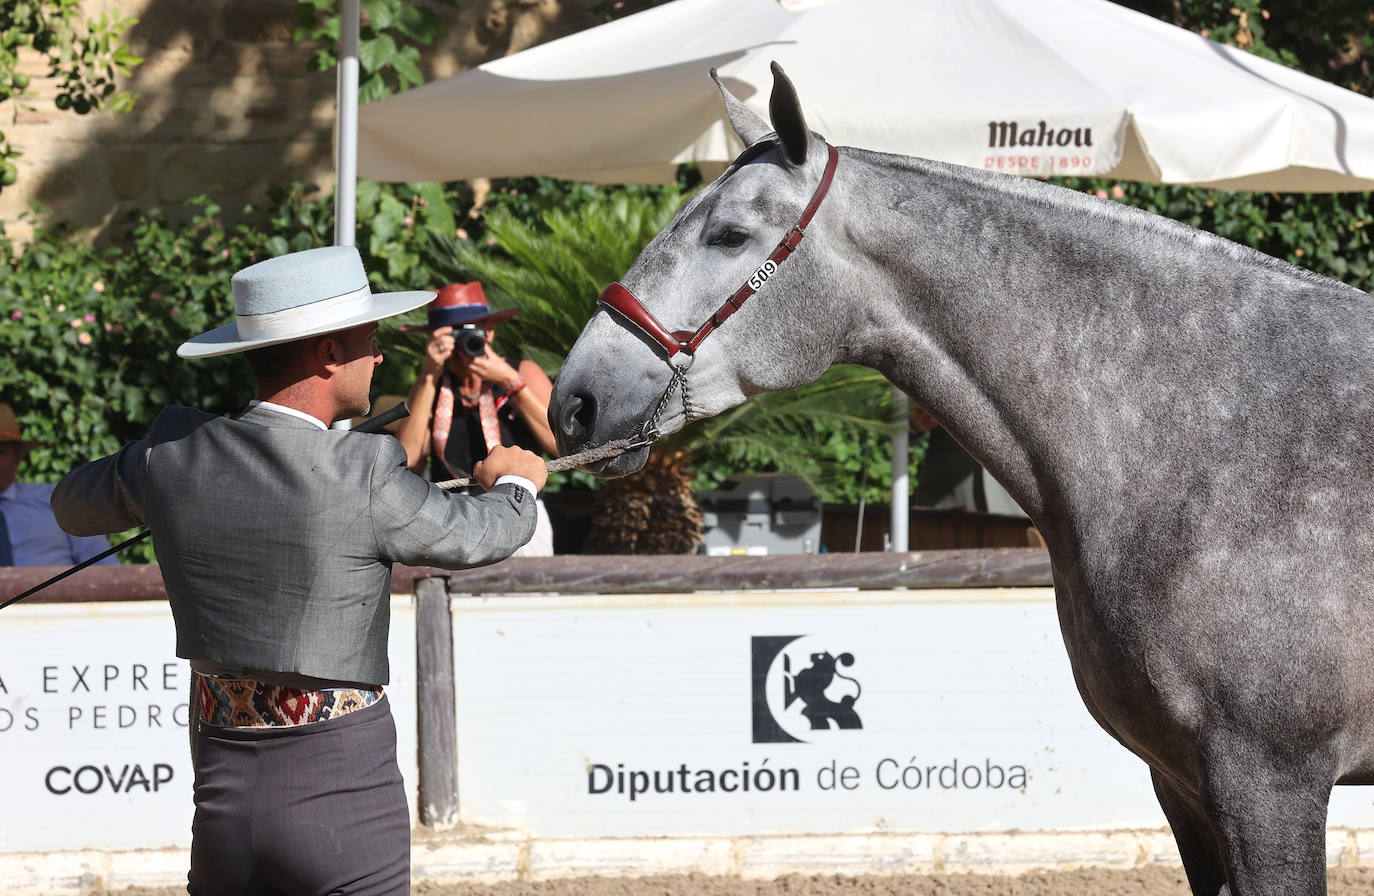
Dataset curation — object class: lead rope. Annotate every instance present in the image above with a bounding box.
[435,363,693,492]
[436,435,655,491]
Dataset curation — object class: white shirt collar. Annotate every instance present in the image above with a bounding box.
[247,400,329,430]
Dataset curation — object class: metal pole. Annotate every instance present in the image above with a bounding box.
[335,0,360,248]
[889,386,909,552]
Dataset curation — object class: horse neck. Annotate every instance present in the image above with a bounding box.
[823,148,1323,529]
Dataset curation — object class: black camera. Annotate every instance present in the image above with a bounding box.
[458,325,488,357]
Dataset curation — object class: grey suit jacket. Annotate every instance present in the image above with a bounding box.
[51,405,537,685]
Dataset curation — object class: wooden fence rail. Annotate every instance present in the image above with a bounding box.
[1,549,1053,605]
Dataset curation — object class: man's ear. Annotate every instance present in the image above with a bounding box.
[312,333,346,376]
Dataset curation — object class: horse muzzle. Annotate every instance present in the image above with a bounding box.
[550,386,654,479]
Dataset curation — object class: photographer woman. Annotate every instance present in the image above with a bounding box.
[396,282,557,555]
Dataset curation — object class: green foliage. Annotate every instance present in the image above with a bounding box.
[1119,1,1373,96]
[292,0,451,104]
[685,367,922,505]
[0,1,142,188]
[1062,180,1374,292]
[0,187,340,560]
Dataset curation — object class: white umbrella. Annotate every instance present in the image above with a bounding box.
[357,0,1374,191]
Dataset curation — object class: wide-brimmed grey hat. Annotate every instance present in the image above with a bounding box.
[177,245,435,359]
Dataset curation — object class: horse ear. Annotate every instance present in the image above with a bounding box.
[768,62,809,166]
[711,67,772,147]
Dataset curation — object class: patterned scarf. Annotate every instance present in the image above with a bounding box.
[432,371,505,477]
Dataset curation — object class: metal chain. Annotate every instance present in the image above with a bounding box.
[679,369,695,426]
[640,363,688,442]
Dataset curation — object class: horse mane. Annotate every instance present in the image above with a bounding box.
[842,146,1368,301]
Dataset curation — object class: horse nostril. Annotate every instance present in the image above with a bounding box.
[557,391,598,443]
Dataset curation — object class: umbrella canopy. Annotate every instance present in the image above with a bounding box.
[358,0,1374,191]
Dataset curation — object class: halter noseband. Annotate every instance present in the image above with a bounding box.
[598,141,840,361]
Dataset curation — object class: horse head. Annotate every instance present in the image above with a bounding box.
[551,63,850,477]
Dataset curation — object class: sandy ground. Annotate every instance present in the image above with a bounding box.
[90,866,1374,896]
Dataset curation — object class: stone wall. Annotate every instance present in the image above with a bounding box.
[0,0,613,242]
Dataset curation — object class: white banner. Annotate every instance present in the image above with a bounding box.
[453,588,1374,837]
[0,598,418,853]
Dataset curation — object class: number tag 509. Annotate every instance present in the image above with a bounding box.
[748,259,779,291]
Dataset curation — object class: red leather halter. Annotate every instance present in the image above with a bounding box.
[598,142,840,362]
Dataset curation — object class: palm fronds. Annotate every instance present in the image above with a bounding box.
[426,188,685,376]
[675,365,902,499]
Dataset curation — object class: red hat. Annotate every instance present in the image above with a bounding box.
[399,282,520,333]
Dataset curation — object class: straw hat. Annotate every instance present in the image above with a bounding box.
[0,403,37,452]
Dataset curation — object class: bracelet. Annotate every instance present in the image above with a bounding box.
[506,376,526,396]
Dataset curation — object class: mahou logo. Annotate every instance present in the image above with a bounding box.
[751,635,863,743]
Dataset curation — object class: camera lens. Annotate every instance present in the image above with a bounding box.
[459,327,487,356]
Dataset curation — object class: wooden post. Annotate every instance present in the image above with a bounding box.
[415,575,458,827]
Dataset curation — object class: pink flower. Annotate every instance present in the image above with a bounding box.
[455,227,469,240]
[169,308,180,319]
[92,281,105,293]
[77,332,92,346]
[149,291,163,302]
[403,216,414,228]
[221,249,230,259]
[70,318,82,328]
[1111,185,1125,199]
[104,323,113,332]
[84,313,95,323]
[9,310,20,320]
[486,237,497,246]
[1095,189,1109,199]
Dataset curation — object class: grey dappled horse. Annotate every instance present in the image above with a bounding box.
[550,64,1374,896]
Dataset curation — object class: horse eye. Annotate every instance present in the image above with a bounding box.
[707,227,749,249]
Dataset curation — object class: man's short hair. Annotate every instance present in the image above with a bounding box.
[242,337,318,383]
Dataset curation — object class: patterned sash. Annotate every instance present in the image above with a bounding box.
[432,371,506,477]
[196,673,383,728]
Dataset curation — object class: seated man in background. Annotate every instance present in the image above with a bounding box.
[0,403,116,566]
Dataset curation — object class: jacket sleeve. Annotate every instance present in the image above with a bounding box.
[367,436,537,569]
[50,438,149,536]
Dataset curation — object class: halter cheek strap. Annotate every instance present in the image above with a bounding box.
[598,142,840,360]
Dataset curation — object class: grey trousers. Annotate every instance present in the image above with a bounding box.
[187,696,410,896]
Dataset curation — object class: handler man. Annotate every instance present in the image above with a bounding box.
[51,245,546,895]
